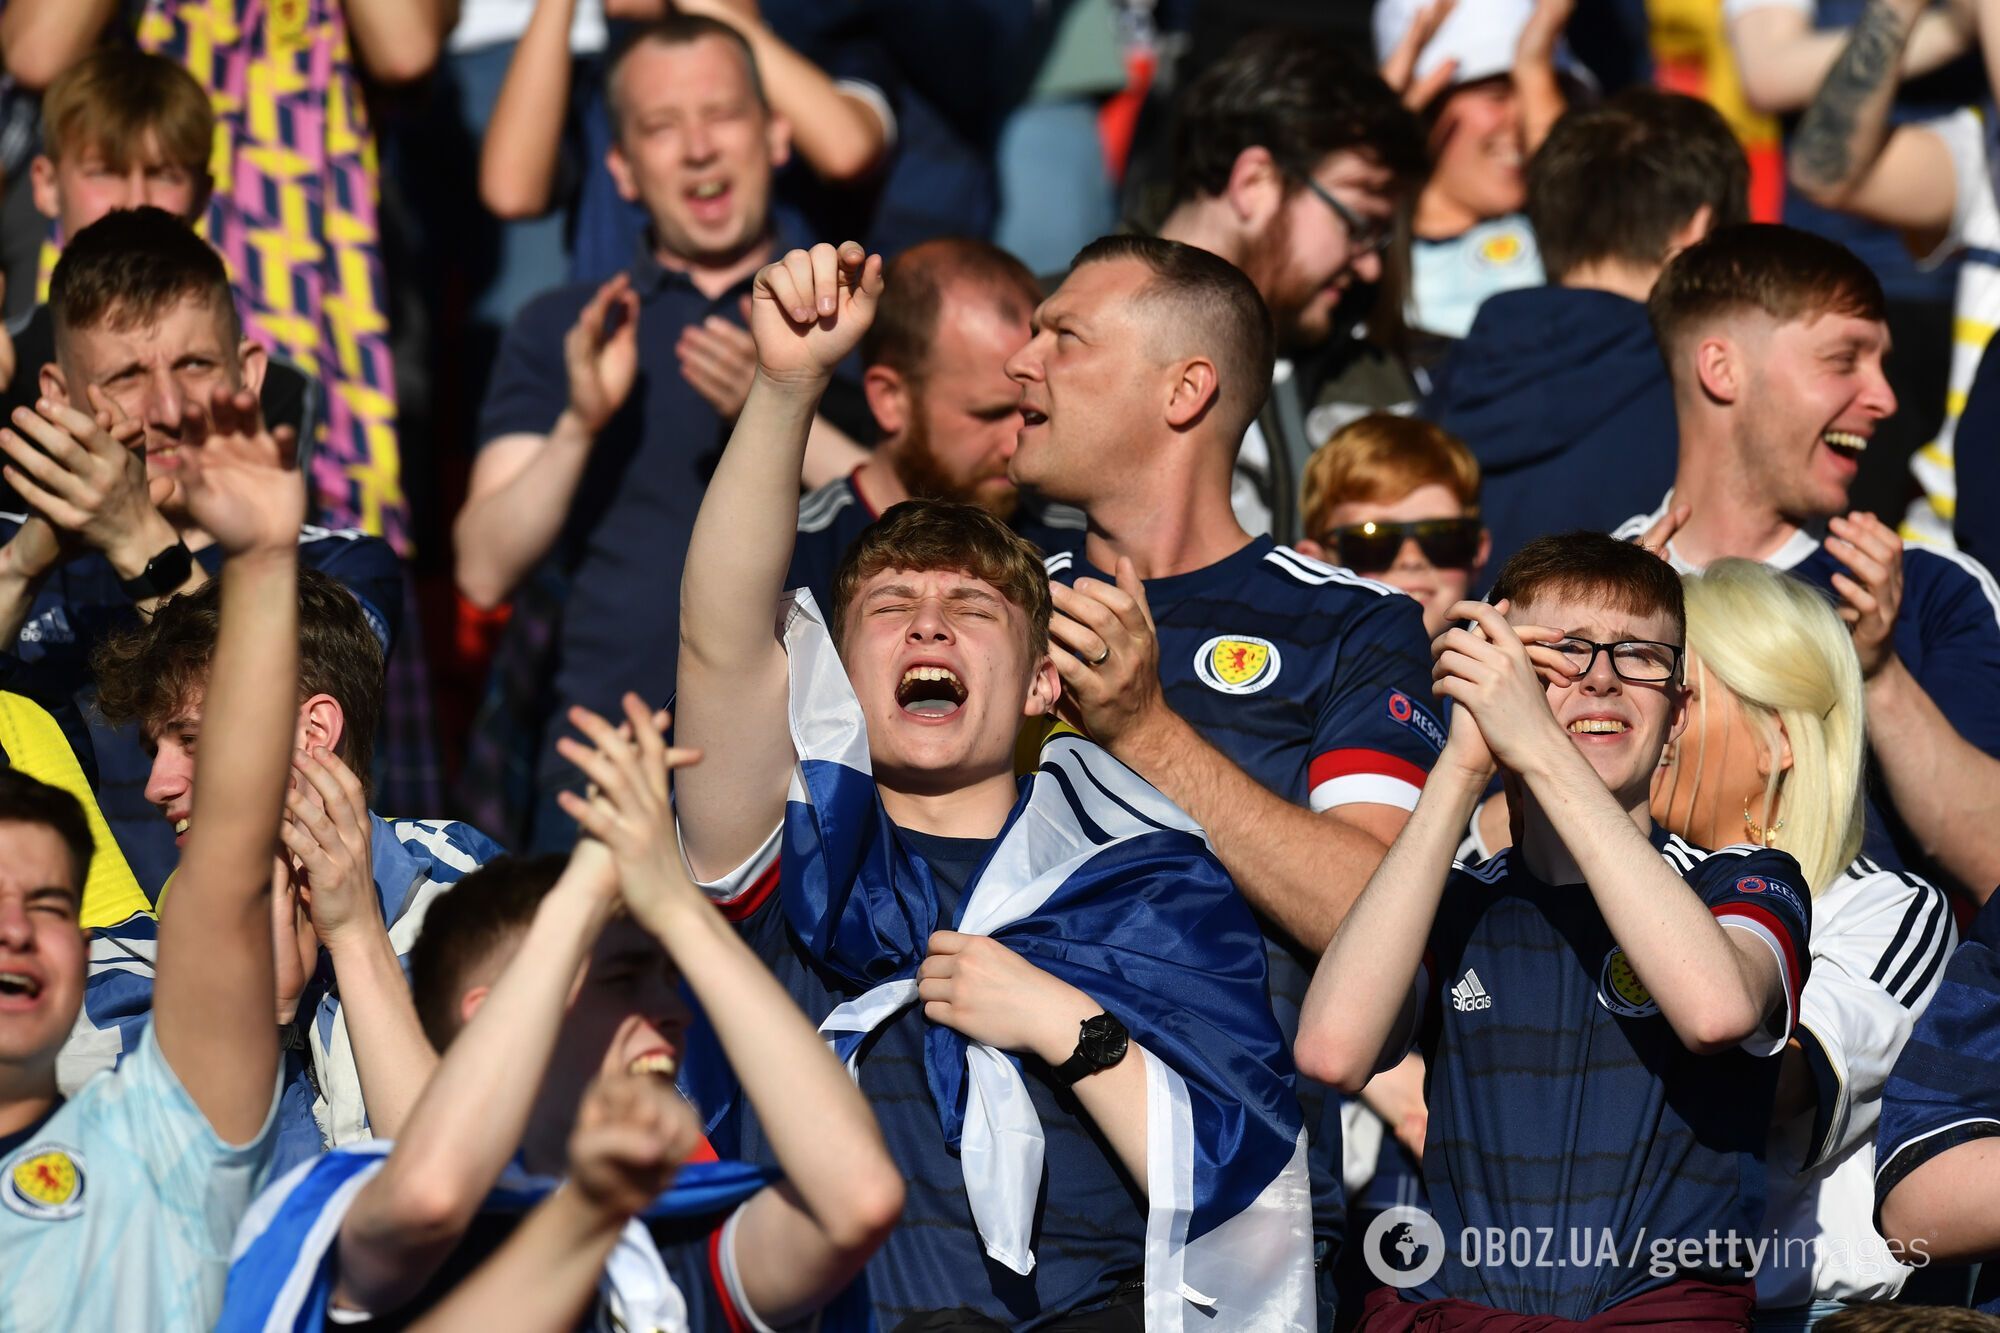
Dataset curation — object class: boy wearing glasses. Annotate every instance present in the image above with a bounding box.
[1299,531,1810,1329]
[1298,413,1490,635]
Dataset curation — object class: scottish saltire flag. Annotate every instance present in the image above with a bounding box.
[218,1141,782,1333]
[777,591,1314,1331]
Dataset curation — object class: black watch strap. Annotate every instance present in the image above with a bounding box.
[118,541,194,602]
[1054,1012,1130,1086]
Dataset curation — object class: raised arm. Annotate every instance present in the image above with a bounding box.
[1297,683,1491,1092]
[1450,602,1788,1054]
[561,695,902,1325]
[674,240,882,880]
[478,0,578,219]
[1733,0,1971,115]
[675,0,889,182]
[405,1071,705,1333]
[1513,0,1575,154]
[1787,0,1957,237]
[0,0,117,88]
[334,837,622,1314]
[283,746,438,1139]
[454,275,638,609]
[150,388,305,1145]
[344,0,459,85]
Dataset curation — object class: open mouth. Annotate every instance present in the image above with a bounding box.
[685,178,733,219]
[1823,430,1868,459]
[1568,718,1629,735]
[1019,405,1048,430]
[628,1051,678,1081]
[0,971,44,1001]
[897,665,967,718]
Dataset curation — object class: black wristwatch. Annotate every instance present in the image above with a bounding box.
[118,540,194,602]
[1053,1013,1129,1086]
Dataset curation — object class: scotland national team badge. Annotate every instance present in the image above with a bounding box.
[1195,635,1281,695]
[3,1144,85,1220]
[1597,948,1659,1019]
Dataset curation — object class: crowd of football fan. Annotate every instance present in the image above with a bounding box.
[7,1,2000,1330]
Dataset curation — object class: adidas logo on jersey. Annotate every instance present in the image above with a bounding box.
[1451,969,1493,1012]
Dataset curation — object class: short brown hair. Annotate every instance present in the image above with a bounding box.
[1647,223,1886,379]
[1069,234,1277,441]
[409,855,567,1049]
[92,567,386,797]
[861,237,1040,383]
[41,48,214,179]
[1528,89,1748,282]
[0,769,94,893]
[1490,531,1686,648]
[1170,29,1427,206]
[51,206,239,347]
[831,500,1053,655]
[606,14,766,136]
[1300,413,1480,537]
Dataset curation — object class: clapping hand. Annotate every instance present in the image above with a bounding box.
[556,694,705,930]
[178,386,303,556]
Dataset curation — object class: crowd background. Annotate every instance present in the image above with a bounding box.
[8,1,2000,1331]
[0,0,1976,831]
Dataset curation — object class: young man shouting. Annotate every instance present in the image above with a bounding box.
[673,240,1313,1329]
[1300,533,1811,1328]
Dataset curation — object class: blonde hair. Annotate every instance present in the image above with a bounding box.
[1674,559,1865,894]
[1299,412,1480,538]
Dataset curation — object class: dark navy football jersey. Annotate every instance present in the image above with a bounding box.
[1048,536,1442,1295]
[1876,892,2000,1314]
[1404,828,1811,1318]
[1616,498,2000,882]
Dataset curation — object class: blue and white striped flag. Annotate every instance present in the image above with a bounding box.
[777,591,1315,1331]
[218,1141,779,1333]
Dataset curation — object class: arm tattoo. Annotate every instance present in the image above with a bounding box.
[1793,0,1910,190]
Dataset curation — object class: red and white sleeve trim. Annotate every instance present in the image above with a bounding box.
[1714,901,1805,1056]
[710,1205,780,1333]
[1308,749,1428,813]
[681,818,781,924]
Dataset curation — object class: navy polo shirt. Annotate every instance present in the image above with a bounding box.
[0,518,400,897]
[479,223,809,790]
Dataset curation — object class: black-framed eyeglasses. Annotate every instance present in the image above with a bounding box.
[1322,518,1481,572]
[1551,638,1684,684]
[1301,177,1393,257]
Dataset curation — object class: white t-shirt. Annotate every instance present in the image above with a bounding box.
[1758,858,1957,1306]
[0,1024,280,1332]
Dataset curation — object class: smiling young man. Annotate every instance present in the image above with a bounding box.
[1613,223,2000,900]
[0,391,304,1331]
[674,240,1313,1330]
[1300,532,1811,1328]
[0,208,401,901]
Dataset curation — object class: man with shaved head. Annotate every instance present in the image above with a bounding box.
[1010,234,1442,1317]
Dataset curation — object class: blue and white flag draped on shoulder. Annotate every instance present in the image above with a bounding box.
[217,1140,777,1333]
[778,590,1314,1331]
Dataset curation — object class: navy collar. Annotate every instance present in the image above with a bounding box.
[627,209,815,300]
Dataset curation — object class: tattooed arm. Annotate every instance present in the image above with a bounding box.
[1788,0,1956,241]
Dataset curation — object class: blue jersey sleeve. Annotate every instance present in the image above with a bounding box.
[1876,895,2000,1214]
[1696,848,1812,1051]
[477,285,591,447]
[1899,547,2000,759]
[1306,590,1441,813]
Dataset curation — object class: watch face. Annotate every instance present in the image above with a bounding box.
[1079,1014,1129,1067]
